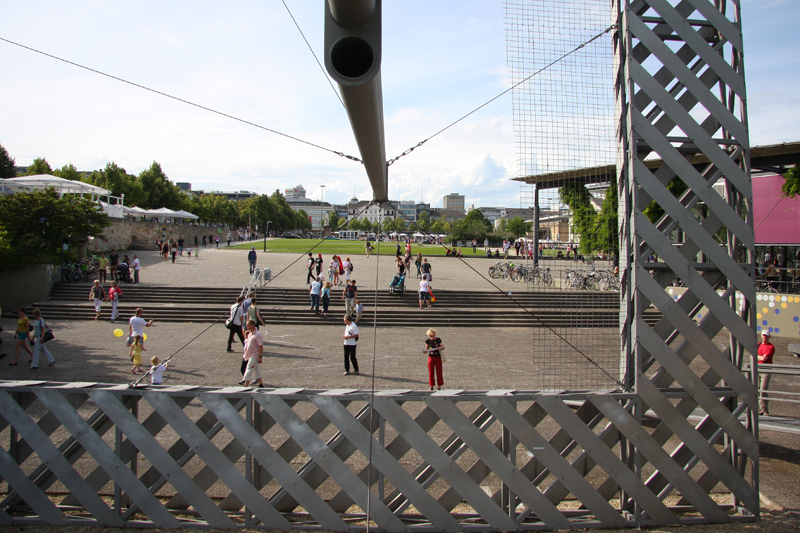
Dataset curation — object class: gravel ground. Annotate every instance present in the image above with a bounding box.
[0,244,798,531]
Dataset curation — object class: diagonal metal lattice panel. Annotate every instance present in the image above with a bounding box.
[0,383,758,530]
[615,0,758,524]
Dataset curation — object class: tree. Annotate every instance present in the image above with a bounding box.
[327,211,341,230]
[53,163,82,182]
[23,157,53,175]
[0,144,15,179]
[0,188,111,256]
[430,219,449,235]
[782,166,800,198]
[560,182,599,255]
[85,162,148,207]
[596,181,619,255]
[138,162,184,210]
[415,211,430,233]
[506,216,532,238]
[464,208,493,232]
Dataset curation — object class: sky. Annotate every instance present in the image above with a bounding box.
[1,0,797,210]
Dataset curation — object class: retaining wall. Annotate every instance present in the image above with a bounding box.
[0,263,60,313]
[86,219,234,253]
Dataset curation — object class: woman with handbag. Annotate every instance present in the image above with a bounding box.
[423,328,445,390]
[9,307,34,366]
[29,309,55,369]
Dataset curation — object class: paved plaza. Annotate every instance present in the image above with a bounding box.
[0,242,799,517]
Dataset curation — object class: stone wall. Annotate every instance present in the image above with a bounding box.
[0,263,61,313]
[86,219,235,253]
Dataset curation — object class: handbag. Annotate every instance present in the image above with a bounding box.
[226,302,243,329]
[41,320,54,343]
[441,353,446,363]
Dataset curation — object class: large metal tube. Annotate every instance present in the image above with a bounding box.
[324,0,388,202]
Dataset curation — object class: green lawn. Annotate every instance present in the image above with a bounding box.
[227,239,490,257]
[228,239,569,259]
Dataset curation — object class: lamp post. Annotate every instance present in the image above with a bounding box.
[264,221,272,252]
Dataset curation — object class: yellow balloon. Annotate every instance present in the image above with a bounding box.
[113,329,124,337]
[143,334,148,341]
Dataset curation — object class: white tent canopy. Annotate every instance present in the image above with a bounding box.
[144,207,199,219]
[123,206,149,215]
[3,175,110,196]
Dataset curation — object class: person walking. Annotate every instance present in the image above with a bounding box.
[170,241,178,263]
[226,296,246,352]
[129,308,154,348]
[241,320,265,387]
[342,315,359,375]
[248,247,258,275]
[161,241,169,261]
[178,237,185,256]
[129,334,146,374]
[344,257,353,284]
[108,249,120,281]
[315,253,323,278]
[132,255,140,283]
[29,308,55,369]
[89,280,106,320]
[758,331,775,416]
[203,234,207,248]
[310,276,322,314]
[215,235,220,247]
[306,253,315,284]
[365,240,372,258]
[98,252,108,283]
[472,239,477,253]
[227,232,232,247]
[419,274,432,309]
[415,253,423,279]
[343,279,357,317]
[321,281,332,318]
[423,328,445,390]
[484,238,489,252]
[421,258,432,281]
[9,307,34,366]
[108,281,123,322]
[355,299,363,323]
[247,297,266,330]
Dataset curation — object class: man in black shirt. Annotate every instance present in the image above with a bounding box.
[178,237,185,255]
[108,250,119,281]
[421,258,432,281]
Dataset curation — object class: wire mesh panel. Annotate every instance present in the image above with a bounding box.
[503,0,621,391]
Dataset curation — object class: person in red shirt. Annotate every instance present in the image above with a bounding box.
[757,331,775,416]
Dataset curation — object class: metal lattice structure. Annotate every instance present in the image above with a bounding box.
[0,385,756,529]
[0,0,758,530]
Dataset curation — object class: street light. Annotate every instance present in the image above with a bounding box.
[264,221,272,252]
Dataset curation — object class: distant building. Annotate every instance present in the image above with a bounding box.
[176,182,192,191]
[284,184,307,199]
[286,198,332,231]
[347,197,396,223]
[442,193,465,213]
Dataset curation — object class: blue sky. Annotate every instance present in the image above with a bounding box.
[0,0,797,209]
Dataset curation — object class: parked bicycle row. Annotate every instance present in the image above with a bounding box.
[487,262,621,292]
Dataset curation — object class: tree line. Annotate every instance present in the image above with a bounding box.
[0,144,311,233]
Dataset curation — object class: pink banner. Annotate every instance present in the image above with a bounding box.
[753,174,800,246]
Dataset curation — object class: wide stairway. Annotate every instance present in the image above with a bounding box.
[21,283,660,328]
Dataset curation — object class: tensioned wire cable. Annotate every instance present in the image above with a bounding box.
[128,202,376,387]
[385,201,625,389]
[0,37,362,164]
[279,0,345,109]
[364,211,382,533]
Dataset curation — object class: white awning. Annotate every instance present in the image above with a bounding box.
[3,175,111,196]
[144,207,199,219]
[172,209,199,220]
[124,206,149,215]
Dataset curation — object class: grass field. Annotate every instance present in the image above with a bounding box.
[229,238,567,258]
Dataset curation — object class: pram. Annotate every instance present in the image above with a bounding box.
[389,273,406,295]
[117,262,133,284]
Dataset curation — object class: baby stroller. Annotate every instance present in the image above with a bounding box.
[389,273,406,295]
[117,262,133,284]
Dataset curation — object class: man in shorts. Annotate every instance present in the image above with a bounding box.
[108,249,119,281]
[419,275,432,309]
[129,308,154,346]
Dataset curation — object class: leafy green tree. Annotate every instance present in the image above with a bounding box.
[0,144,15,179]
[23,157,53,175]
[138,162,184,210]
[782,166,800,198]
[506,216,532,238]
[430,219,449,235]
[0,188,111,256]
[596,181,619,255]
[560,182,599,255]
[84,162,148,207]
[464,208,493,232]
[415,211,431,233]
[642,177,687,224]
[327,211,341,229]
[53,163,82,182]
